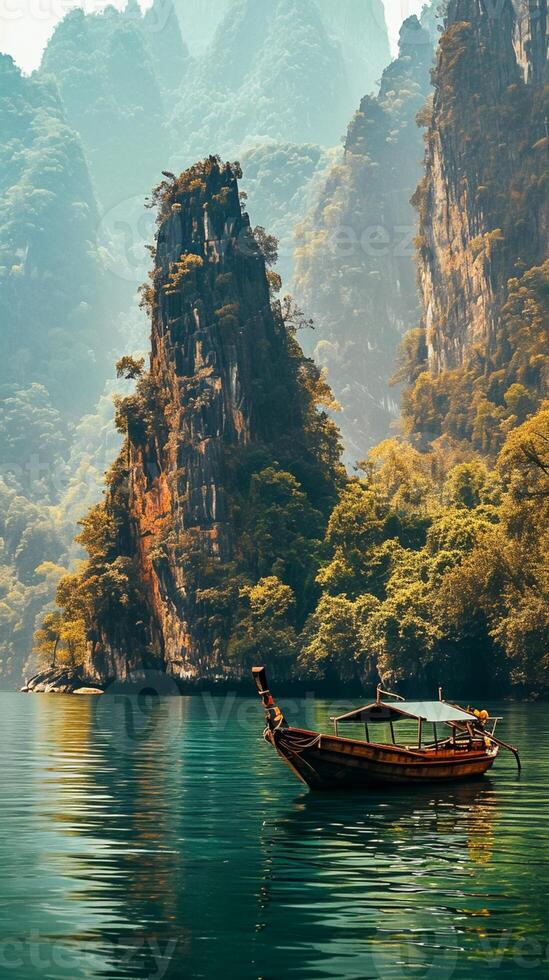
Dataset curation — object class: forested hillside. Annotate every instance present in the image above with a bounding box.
[298,0,547,694]
[238,142,337,284]
[170,0,389,157]
[0,56,125,683]
[294,15,434,459]
[173,0,389,91]
[170,0,351,154]
[40,4,172,209]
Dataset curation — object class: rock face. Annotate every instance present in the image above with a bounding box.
[513,0,548,83]
[293,16,435,461]
[402,0,548,449]
[415,0,547,377]
[85,158,341,684]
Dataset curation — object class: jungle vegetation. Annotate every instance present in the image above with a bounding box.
[38,193,549,695]
[1,1,547,695]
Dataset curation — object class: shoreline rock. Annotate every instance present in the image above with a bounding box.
[22,668,104,695]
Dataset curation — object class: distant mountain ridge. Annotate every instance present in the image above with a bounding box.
[40,2,173,209]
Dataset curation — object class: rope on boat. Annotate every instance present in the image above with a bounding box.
[278,731,322,751]
[276,731,323,782]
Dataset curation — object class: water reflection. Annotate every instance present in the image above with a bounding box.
[255,781,500,978]
[0,694,546,979]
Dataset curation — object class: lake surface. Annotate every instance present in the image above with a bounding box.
[0,690,548,979]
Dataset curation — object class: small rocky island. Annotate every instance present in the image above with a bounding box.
[31,157,341,693]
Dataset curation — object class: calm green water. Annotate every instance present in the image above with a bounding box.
[0,691,548,979]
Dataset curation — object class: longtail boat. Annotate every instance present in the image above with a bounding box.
[252,666,520,790]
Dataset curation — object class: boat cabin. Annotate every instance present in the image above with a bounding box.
[330,693,500,751]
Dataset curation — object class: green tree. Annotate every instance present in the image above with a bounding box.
[300,594,361,683]
[116,356,145,380]
[243,465,323,614]
[442,461,490,509]
[229,577,298,675]
[33,611,62,668]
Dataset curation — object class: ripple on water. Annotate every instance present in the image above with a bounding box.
[0,693,547,979]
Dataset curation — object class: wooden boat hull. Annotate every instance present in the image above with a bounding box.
[268,726,498,791]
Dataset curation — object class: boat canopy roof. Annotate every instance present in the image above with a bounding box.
[331,700,477,725]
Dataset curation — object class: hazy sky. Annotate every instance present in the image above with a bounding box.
[1,0,424,75]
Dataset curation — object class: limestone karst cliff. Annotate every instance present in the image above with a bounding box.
[402,0,548,450]
[40,5,171,209]
[71,158,342,684]
[170,0,353,155]
[294,15,435,461]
